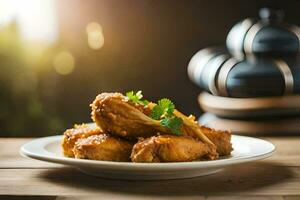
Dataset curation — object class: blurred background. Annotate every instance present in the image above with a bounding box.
[1,0,299,137]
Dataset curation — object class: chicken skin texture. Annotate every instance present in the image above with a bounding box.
[91,93,213,141]
[131,135,214,162]
[74,134,133,161]
[90,93,227,159]
[62,92,232,162]
[91,93,161,139]
[61,124,103,157]
[91,93,232,162]
[201,126,233,156]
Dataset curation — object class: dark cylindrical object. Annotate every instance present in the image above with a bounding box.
[188,48,300,97]
[188,47,229,95]
[226,8,300,58]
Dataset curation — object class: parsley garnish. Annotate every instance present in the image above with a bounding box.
[125,91,149,105]
[160,117,183,135]
[125,91,183,135]
[150,98,183,135]
[151,98,175,119]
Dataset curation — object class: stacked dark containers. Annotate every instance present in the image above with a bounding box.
[188,8,300,135]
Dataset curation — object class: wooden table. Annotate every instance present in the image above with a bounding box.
[0,137,300,200]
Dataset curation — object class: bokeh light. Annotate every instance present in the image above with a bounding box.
[53,51,75,75]
[86,22,102,33]
[86,22,104,50]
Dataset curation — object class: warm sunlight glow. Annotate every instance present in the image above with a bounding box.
[53,51,75,75]
[0,0,58,43]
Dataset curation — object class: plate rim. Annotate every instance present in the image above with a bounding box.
[20,134,275,170]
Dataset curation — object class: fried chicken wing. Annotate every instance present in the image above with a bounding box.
[91,93,210,141]
[61,124,103,157]
[201,126,233,156]
[91,92,219,159]
[91,93,160,139]
[131,135,215,162]
[73,134,133,161]
[62,91,232,163]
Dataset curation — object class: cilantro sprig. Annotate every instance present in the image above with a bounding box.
[160,116,183,135]
[151,98,175,119]
[125,91,183,135]
[125,91,149,106]
[151,98,183,135]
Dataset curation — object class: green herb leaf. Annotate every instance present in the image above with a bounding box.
[160,117,183,135]
[126,91,148,105]
[126,91,183,135]
[150,98,175,119]
[141,100,149,105]
[150,105,164,120]
[158,98,175,116]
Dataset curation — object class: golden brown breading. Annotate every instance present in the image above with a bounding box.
[61,124,102,157]
[131,135,215,163]
[91,93,160,139]
[73,134,133,161]
[89,92,232,162]
[90,93,221,159]
[200,126,233,156]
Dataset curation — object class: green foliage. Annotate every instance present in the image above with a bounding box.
[125,90,183,135]
[151,98,175,120]
[125,91,149,105]
[160,116,183,135]
[0,24,67,137]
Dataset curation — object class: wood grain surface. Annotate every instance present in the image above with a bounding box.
[0,137,300,199]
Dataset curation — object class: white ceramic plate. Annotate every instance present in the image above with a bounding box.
[20,135,275,180]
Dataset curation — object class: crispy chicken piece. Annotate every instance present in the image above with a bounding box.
[91,93,212,141]
[91,93,159,139]
[73,134,133,161]
[201,126,233,156]
[131,135,215,162]
[91,92,219,159]
[62,124,102,157]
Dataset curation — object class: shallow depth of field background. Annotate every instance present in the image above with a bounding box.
[1,0,299,137]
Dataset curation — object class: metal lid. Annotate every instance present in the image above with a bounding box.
[188,47,300,98]
[226,8,300,58]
